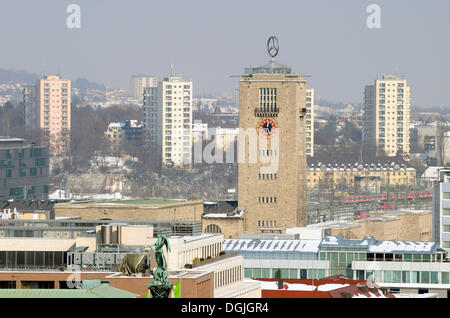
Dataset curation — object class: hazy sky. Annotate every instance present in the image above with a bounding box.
[0,0,449,107]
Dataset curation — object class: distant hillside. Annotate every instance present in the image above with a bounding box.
[0,68,39,84]
[0,68,105,92]
[72,78,105,94]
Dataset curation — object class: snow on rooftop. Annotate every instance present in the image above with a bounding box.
[203,211,244,218]
[223,239,321,253]
[316,284,350,291]
[321,236,340,245]
[369,241,436,254]
[259,281,316,291]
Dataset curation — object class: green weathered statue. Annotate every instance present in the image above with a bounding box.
[145,234,173,298]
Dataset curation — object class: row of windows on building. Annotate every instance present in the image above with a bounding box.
[9,185,49,197]
[258,88,277,111]
[243,267,450,285]
[43,100,69,104]
[258,173,277,180]
[215,265,242,289]
[43,83,68,87]
[257,197,277,204]
[0,251,66,268]
[0,149,44,160]
[237,251,444,263]
[2,167,46,179]
[1,158,46,170]
[320,251,445,263]
[307,178,414,184]
[182,243,222,265]
[165,85,191,89]
[244,267,325,280]
[257,220,277,227]
[359,270,449,285]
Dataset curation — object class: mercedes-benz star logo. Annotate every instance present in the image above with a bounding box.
[267,36,279,58]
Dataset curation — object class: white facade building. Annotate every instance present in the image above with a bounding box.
[167,233,261,298]
[143,76,193,166]
[363,75,411,157]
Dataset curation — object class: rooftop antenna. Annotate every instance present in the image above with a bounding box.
[170,64,174,77]
[42,63,47,78]
[394,66,399,78]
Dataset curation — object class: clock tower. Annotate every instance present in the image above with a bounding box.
[238,40,308,233]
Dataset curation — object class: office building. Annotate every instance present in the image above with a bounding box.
[143,75,193,167]
[0,137,49,199]
[363,75,410,157]
[224,235,450,297]
[129,75,157,100]
[432,168,450,254]
[36,75,71,156]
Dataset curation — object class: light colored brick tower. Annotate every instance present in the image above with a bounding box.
[238,49,308,233]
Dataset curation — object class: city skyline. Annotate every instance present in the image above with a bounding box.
[0,0,449,107]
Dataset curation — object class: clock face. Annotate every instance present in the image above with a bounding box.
[258,118,277,136]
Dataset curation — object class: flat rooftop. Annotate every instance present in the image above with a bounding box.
[57,198,202,208]
[88,199,182,205]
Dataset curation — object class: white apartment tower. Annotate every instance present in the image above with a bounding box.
[306,88,314,157]
[129,75,157,100]
[143,76,193,167]
[363,75,410,157]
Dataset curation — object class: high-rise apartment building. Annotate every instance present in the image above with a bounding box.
[306,88,314,157]
[363,75,410,157]
[238,60,308,233]
[35,75,71,156]
[129,75,157,100]
[432,168,450,255]
[143,76,193,167]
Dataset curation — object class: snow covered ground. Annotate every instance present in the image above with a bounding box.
[49,190,135,201]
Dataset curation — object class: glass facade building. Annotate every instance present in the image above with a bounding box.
[0,138,49,199]
[224,236,450,287]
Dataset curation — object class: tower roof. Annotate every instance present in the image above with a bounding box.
[244,60,292,75]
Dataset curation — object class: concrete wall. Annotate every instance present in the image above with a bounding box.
[202,217,245,239]
[55,200,203,221]
[328,210,432,241]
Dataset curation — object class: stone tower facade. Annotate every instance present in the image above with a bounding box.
[238,61,308,233]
